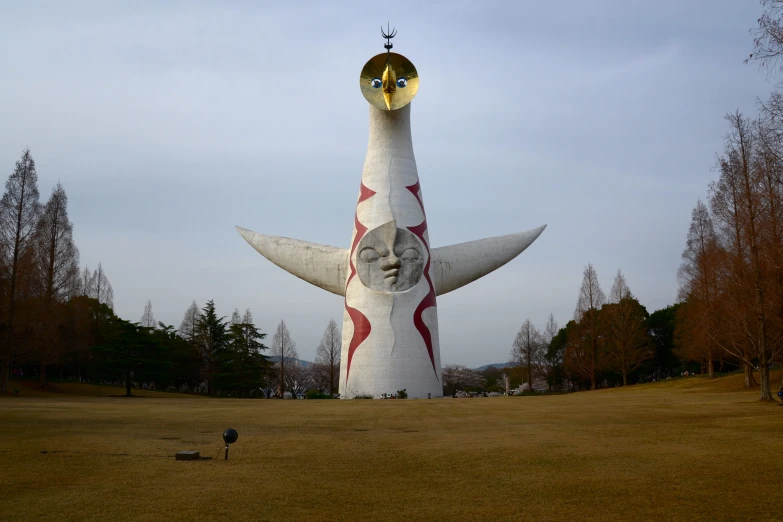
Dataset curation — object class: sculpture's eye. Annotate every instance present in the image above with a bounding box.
[371,78,382,89]
[359,248,380,263]
[400,248,421,262]
[397,77,407,88]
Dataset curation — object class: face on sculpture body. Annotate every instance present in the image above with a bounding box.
[357,221,424,292]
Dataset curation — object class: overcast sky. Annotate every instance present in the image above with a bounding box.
[0,1,775,366]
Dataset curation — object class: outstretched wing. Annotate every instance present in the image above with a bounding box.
[431,225,546,296]
[236,226,349,297]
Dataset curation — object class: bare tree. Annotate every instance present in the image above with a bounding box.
[284,362,312,398]
[270,320,297,397]
[609,270,630,304]
[604,270,651,386]
[62,266,82,302]
[511,319,543,390]
[543,313,558,346]
[540,313,561,392]
[574,263,606,321]
[314,319,341,394]
[747,0,783,75]
[260,382,277,399]
[33,183,79,303]
[140,300,155,328]
[90,263,114,309]
[565,263,606,390]
[80,266,93,298]
[230,308,241,326]
[756,119,783,383]
[722,113,774,400]
[678,201,722,378]
[441,364,485,394]
[179,301,200,342]
[31,183,79,387]
[0,149,40,393]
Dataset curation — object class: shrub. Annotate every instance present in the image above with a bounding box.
[396,389,408,399]
[353,393,374,399]
[306,389,334,399]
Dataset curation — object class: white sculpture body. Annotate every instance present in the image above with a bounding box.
[340,104,441,399]
[237,82,545,399]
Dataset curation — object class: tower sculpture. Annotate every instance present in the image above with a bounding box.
[238,28,545,398]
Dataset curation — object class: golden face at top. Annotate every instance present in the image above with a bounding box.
[360,52,419,111]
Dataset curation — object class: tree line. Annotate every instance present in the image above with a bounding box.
[10,4,783,399]
[457,267,680,397]
[0,149,115,393]
[495,251,781,398]
[673,0,783,401]
[16,291,344,398]
[486,3,783,401]
[0,147,694,399]
[0,149,346,398]
[675,109,783,402]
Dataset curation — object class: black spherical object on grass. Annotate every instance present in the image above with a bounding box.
[223,428,238,444]
[222,428,238,460]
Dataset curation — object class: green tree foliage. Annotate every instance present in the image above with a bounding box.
[218,318,269,397]
[148,324,202,390]
[544,324,569,391]
[91,310,153,397]
[194,300,228,395]
[646,304,681,377]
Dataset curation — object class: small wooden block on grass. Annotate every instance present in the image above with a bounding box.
[175,450,200,461]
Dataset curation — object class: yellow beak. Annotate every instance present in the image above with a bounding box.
[382,62,396,110]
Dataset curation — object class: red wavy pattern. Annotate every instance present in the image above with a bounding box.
[344,182,376,383]
[406,181,424,212]
[406,183,438,379]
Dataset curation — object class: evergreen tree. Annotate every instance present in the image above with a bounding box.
[92,311,154,397]
[645,304,681,379]
[194,300,228,395]
[222,315,269,396]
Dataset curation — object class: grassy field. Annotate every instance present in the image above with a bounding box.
[1,373,782,522]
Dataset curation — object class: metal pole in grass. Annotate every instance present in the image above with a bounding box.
[223,428,238,460]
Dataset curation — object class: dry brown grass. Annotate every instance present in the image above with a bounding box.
[1,372,782,522]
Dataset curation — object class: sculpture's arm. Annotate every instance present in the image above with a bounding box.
[236,226,349,296]
[431,225,546,296]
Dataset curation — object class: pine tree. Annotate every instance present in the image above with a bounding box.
[224,311,268,396]
[194,300,228,395]
[511,319,542,391]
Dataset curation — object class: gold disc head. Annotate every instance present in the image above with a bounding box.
[360,52,419,111]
